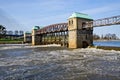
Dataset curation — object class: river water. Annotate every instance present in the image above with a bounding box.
[0,44,120,80]
[94,40,120,47]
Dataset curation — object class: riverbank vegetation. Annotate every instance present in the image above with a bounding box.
[0,25,6,39]
[93,33,119,40]
[96,46,120,51]
[0,25,24,44]
[0,38,23,44]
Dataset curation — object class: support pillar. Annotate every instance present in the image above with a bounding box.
[32,26,41,45]
[24,32,27,43]
[24,32,31,43]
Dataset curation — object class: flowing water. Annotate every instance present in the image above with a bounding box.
[0,44,120,80]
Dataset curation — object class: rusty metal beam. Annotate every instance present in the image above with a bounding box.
[36,23,68,34]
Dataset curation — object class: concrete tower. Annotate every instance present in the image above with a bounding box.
[24,31,31,43]
[32,26,41,45]
[68,12,93,48]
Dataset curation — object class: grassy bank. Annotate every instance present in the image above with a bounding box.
[0,41,23,44]
[95,46,120,51]
[0,39,23,44]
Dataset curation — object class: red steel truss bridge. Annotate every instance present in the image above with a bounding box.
[36,15,120,34]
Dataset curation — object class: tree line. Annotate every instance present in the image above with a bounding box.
[6,30,24,35]
[93,34,119,40]
[0,25,24,39]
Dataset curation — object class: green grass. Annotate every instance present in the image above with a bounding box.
[96,46,120,51]
[0,38,23,44]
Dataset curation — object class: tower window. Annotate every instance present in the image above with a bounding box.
[82,22,86,28]
[71,20,73,24]
[69,21,71,25]
[69,20,73,26]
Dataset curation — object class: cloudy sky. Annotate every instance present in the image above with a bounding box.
[0,0,120,37]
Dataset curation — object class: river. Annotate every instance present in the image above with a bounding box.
[94,40,120,47]
[0,44,120,80]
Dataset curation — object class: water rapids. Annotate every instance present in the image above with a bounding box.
[0,44,120,80]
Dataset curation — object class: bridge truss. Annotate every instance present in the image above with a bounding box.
[93,15,120,27]
[36,15,120,34]
[35,15,120,46]
[36,23,68,34]
[36,23,68,46]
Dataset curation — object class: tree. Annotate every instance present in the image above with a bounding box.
[19,30,24,35]
[0,25,6,38]
[93,34,100,40]
[8,31,13,35]
[103,33,118,40]
[14,30,19,35]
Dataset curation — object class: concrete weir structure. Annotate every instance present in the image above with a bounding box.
[68,12,93,48]
[32,26,41,45]
[24,31,32,43]
[31,12,93,48]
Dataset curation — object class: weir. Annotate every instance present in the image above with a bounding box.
[31,12,93,48]
[24,12,120,48]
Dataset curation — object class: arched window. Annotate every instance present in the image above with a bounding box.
[69,21,71,25]
[71,20,73,24]
[69,20,73,26]
[82,22,86,28]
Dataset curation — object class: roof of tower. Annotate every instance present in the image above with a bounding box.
[32,26,40,30]
[69,12,93,20]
